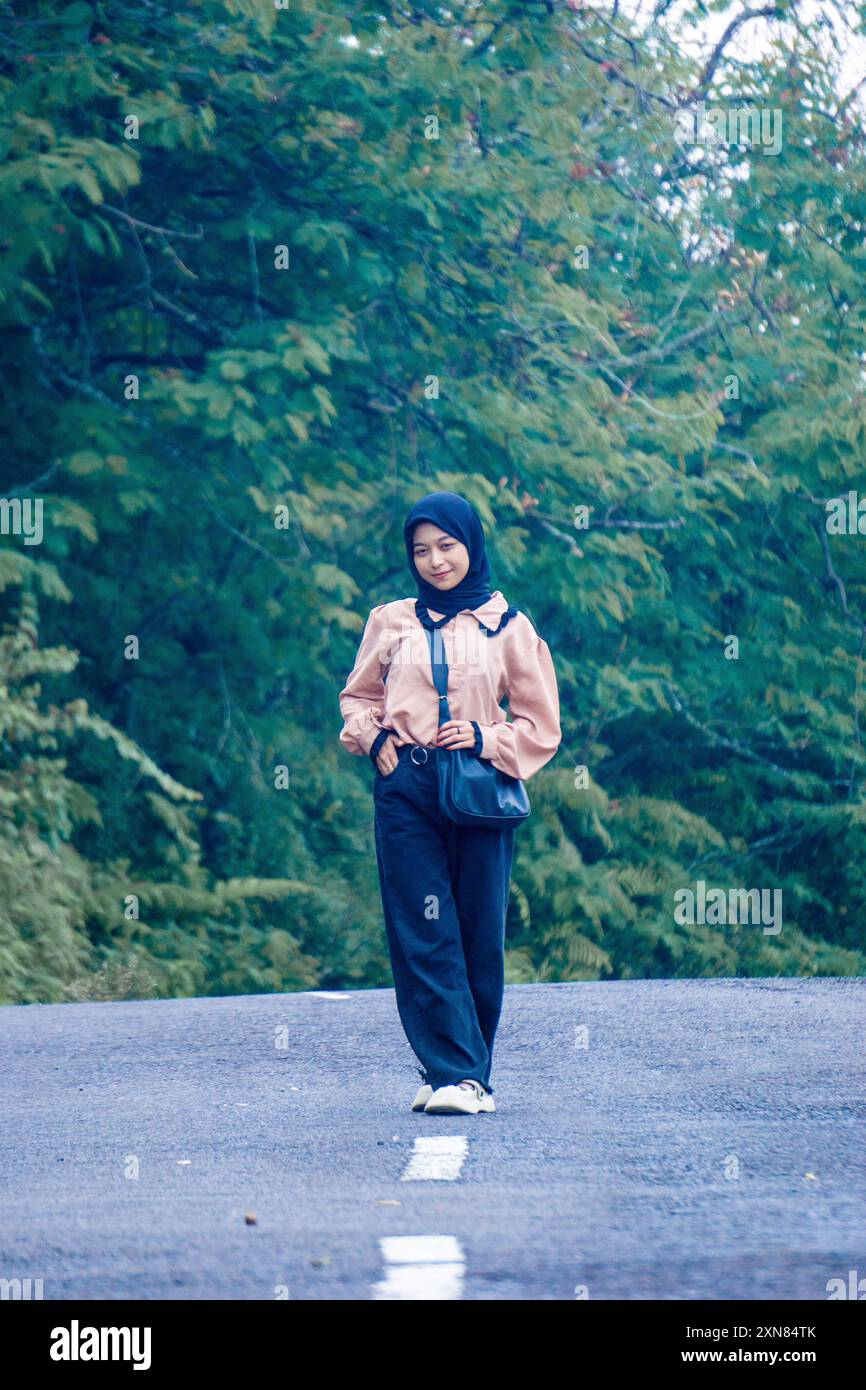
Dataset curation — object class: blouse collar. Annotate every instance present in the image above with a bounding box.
[423,589,510,630]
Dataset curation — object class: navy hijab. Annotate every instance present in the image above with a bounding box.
[404,492,494,620]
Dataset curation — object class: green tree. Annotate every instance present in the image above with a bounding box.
[2,0,865,1002]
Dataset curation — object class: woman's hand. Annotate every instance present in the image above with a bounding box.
[375,734,405,775]
[436,719,476,750]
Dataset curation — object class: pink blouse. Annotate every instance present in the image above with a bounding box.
[338,591,561,781]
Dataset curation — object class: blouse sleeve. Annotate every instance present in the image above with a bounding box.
[475,625,562,781]
[338,605,391,757]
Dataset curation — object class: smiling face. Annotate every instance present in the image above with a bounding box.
[411,521,470,591]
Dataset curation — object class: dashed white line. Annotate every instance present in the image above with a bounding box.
[400,1135,469,1182]
[373,1235,465,1300]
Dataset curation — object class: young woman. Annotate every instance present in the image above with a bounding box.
[338,491,561,1115]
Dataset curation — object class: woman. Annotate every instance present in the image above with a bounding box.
[338,491,561,1115]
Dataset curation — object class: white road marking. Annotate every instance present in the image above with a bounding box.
[400,1136,469,1182]
[305,991,352,999]
[373,1235,465,1300]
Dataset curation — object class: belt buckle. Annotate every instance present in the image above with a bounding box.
[410,745,429,765]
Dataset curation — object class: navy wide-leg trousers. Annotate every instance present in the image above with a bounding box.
[373,742,516,1095]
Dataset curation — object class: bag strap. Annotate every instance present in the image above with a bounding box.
[424,626,453,724]
[419,601,521,728]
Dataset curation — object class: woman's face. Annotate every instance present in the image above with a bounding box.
[411,522,470,591]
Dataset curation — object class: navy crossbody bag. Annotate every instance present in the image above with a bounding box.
[423,625,531,830]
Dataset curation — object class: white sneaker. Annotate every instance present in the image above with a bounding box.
[411,1083,434,1111]
[424,1079,495,1115]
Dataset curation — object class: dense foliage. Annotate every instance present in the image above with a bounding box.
[2,0,866,1004]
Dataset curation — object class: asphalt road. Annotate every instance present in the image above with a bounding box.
[0,977,863,1300]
